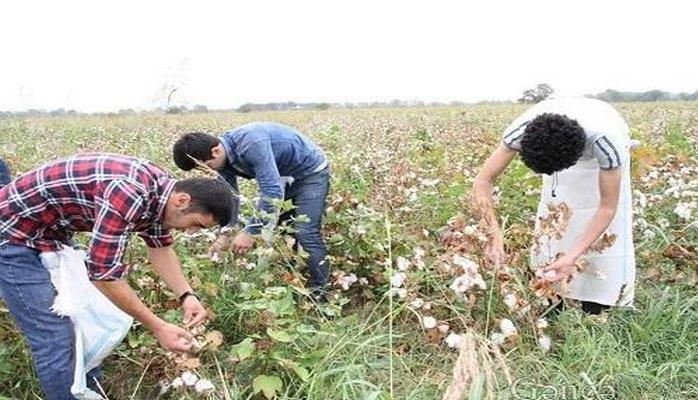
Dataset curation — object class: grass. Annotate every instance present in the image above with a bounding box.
[1,102,698,399]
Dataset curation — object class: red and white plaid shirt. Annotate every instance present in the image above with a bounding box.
[0,153,176,280]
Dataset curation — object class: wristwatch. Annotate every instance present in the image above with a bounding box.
[179,291,200,303]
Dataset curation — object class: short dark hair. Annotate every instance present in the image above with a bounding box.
[173,178,237,226]
[172,133,221,171]
[519,113,586,175]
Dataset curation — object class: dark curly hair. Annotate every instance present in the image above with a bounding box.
[519,113,586,175]
[172,133,221,171]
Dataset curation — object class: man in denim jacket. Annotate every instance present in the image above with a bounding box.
[173,122,331,297]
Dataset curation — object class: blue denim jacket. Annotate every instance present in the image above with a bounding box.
[218,122,327,234]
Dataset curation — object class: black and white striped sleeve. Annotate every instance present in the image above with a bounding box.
[501,120,530,151]
[593,135,623,170]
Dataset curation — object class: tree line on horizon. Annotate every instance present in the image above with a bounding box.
[2,87,697,118]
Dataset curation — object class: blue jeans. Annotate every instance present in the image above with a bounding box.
[280,168,331,290]
[0,158,10,187]
[0,243,102,399]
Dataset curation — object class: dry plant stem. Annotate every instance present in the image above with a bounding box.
[442,334,512,400]
[442,333,481,400]
[129,356,157,400]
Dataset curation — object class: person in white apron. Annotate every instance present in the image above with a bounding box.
[472,98,635,314]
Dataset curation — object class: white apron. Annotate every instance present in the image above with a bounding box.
[530,132,636,307]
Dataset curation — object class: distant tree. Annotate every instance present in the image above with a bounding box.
[590,88,698,102]
[594,89,625,102]
[314,103,331,111]
[192,104,208,113]
[638,90,668,102]
[49,108,66,117]
[165,105,187,114]
[237,103,255,113]
[519,83,554,103]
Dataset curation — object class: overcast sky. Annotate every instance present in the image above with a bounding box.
[1,0,696,112]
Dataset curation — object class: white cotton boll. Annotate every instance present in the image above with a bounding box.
[339,273,358,290]
[445,333,463,349]
[449,275,471,294]
[503,294,518,310]
[490,332,506,346]
[500,319,517,337]
[244,263,256,270]
[413,247,426,269]
[535,318,548,329]
[449,255,486,294]
[463,225,478,236]
[422,316,437,329]
[136,276,154,287]
[407,189,418,202]
[452,255,479,271]
[421,178,441,187]
[358,277,369,285]
[396,256,410,271]
[194,378,216,393]
[170,377,184,388]
[449,273,487,294]
[159,382,171,395]
[674,202,695,220]
[410,297,425,309]
[391,272,407,288]
[538,335,552,352]
[437,324,450,334]
[181,371,198,386]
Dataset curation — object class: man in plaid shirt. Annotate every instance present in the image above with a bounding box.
[0,153,237,399]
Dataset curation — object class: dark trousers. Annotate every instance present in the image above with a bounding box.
[278,168,331,290]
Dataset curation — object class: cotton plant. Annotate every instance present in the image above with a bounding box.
[448,255,487,295]
[489,318,518,347]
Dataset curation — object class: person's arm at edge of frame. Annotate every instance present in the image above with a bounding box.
[233,138,284,254]
[146,245,208,327]
[540,168,621,281]
[209,169,240,258]
[472,144,518,266]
